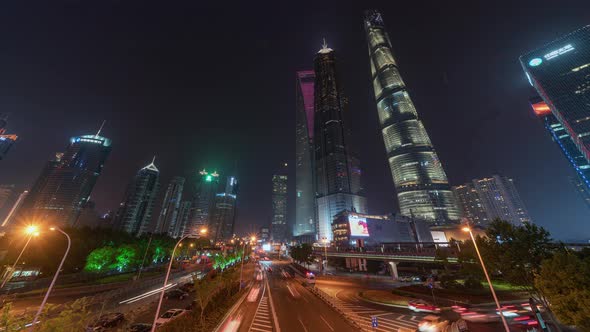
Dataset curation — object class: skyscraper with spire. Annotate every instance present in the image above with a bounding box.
[314,41,367,241]
[115,157,160,235]
[364,10,460,223]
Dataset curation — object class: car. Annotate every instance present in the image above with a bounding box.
[460,310,500,323]
[510,315,540,328]
[304,272,316,286]
[86,312,125,331]
[155,309,189,327]
[165,289,189,300]
[417,315,449,332]
[127,323,152,332]
[408,300,441,313]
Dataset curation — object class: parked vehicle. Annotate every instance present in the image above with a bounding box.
[86,312,125,331]
[127,323,152,332]
[304,272,316,286]
[165,289,189,300]
[408,300,441,314]
[155,309,189,327]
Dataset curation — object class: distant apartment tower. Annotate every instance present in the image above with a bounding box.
[295,70,317,238]
[471,175,531,225]
[364,10,459,223]
[116,158,160,235]
[271,174,288,242]
[18,134,111,226]
[155,177,185,236]
[209,176,238,242]
[174,201,192,238]
[185,169,219,236]
[520,26,590,180]
[313,42,367,241]
[452,184,489,225]
[0,114,17,160]
[529,97,590,209]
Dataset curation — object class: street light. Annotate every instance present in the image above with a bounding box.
[30,226,71,331]
[151,227,207,332]
[1,226,40,289]
[462,226,510,332]
[321,237,329,275]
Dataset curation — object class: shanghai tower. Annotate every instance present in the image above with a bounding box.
[314,42,367,241]
[364,10,459,223]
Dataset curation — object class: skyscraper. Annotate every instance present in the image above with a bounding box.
[471,175,531,225]
[18,133,111,226]
[0,114,17,161]
[452,184,489,226]
[313,42,367,241]
[155,176,185,236]
[295,70,317,238]
[364,10,459,223]
[115,157,160,235]
[174,201,192,238]
[185,169,219,236]
[209,176,238,242]
[271,174,288,242]
[520,26,590,170]
[529,97,590,209]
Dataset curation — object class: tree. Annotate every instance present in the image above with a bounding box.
[193,274,222,322]
[111,244,138,272]
[535,251,590,330]
[84,246,116,272]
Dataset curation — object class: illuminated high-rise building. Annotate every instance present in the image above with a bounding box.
[115,157,160,235]
[313,41,367,241]
[174,201,192,238]
[529,97,590,209]
[271,173,288,242]
[209,176,238,242]
[155,176,185,236]
[184,169,219,236]
[364,10,459,223]
[18,133,111,226]
[472,175,531,225]
[0,114,18,160]
[295,70,317,238]
[452,184,489,226]
[520,26,590,171]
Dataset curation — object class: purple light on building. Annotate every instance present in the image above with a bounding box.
[297,70,315,138]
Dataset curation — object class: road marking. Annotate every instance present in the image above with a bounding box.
[319,315,334,331]
[265,273,281,332]
[297,316,308,332]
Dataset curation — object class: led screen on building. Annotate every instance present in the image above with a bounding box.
[348,215,369,237]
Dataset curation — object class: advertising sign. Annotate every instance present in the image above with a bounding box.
[348,215,369,237]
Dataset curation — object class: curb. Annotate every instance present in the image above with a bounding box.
[357,292,408,309]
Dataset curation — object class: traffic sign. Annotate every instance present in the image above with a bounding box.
[371,317,378,328]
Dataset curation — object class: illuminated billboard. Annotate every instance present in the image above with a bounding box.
[348,215,369,237]
[531,100,551,117]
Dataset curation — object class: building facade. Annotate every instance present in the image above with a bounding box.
[18,134,111,226]
[521,26,590,171]
[174,201,192,238]
[209,176,238,242]
[364,10,459,223]
[452,184,489,225]
[295,70,317,238]
[271,174,288,242]
[529,97,590,209]
[155,176,185,236]
[185,169,219,236]
[0,114,17,161]
[471,175,531,225]
[313,42,367,241]
[116,158,160,235]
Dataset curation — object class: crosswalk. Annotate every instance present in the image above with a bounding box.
[249,295,274,332]
[319,289,421,332]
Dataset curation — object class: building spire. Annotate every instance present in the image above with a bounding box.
[141,155,159,172]
[96,120,106,137]
[322,38,328,49]
[318,37,333,54]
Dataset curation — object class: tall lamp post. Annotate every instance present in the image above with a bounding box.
[321,237,329,275]
[30,226,71,331]
[462,226,510,332]
[1,225,39,289]
[151,228,207,332]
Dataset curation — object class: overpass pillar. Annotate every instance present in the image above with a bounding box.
[388,261,399,279]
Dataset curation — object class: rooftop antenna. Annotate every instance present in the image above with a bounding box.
[96,120,106,137]
[322,38,328,49]
[151,155,156,165]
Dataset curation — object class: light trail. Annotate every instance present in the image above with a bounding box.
[119,283,177,304]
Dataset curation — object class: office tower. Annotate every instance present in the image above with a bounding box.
[364,10,460,223]
[271,174,288,242]
[295,70,317,238]
[174,201,192,238]
[155,176,185,235]
[0,114,17,160]
[313,41,368,241]
[472,175,532,225]
[530,97,590,209]
[185,169,219,236]
[209,176,238,242]
[521,26,590,168]
[116,157,160,235]
[452,184,489,225]
[18,133,111,226]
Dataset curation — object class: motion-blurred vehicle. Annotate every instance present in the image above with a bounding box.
[304,272,316,286]
[408,300,441,314]
[417,315,449,332]
[86,312,125,331]
[127,323,152,332]
[155,309,189,327]
[510,315,540,328]
[164,289,189,300]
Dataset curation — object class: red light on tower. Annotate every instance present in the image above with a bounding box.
[531,101,551,116]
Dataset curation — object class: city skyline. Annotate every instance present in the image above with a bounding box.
[1,2,590,240]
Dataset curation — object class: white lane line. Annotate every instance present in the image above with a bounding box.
[265,273,281,332]
[297,316,308,332]
[249,327,271,332]
[319,315,334,332]
[252,322,273,328]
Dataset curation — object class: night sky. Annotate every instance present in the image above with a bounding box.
[1,1,589,240]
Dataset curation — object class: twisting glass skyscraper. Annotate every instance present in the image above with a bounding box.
[314,42,367,241]
[364,10,459,223]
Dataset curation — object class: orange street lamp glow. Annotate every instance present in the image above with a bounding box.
[199,228,207,235]
[250,236,256,242]
[25,225,38,235]
[462,227,471,232]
